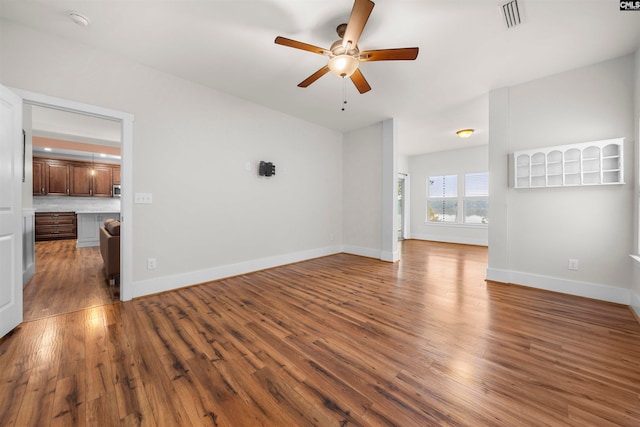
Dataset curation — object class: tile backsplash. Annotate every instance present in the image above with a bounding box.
[33,196,121,212]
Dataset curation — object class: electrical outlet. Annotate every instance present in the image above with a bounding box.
[568,259,579,271]
[147,258,157,269]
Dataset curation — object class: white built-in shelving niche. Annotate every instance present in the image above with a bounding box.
[514,138,624,189]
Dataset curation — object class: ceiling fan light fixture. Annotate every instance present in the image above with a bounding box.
[456,129,475,138]
[328,54,359,78]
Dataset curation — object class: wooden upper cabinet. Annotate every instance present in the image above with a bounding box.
[34,156,120,197]
[93,166,113,197]
[112,167,121,185]
[32,159,46,196]
[46,161,70,196]
[69,164,93,196]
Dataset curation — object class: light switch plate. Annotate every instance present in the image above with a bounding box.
[135,192,153,204]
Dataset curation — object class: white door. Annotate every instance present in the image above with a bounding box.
[0,84,23,338]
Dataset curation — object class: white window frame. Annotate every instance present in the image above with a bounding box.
[426,172,488,226]
[427,174,458,223]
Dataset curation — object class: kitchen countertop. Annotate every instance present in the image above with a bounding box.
[75,211,121,214]
[35,209,120,214]
[33,195,121,214]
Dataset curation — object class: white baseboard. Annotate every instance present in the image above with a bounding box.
[380,250,399,262]
[486,267,631,305]
[411,233,488,247]
[631,290,640,319]
[23,264,35,287]
[132,245,342,298]
[76,241,98,248]
[342,245,383,260]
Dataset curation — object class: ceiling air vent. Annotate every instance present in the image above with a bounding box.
[502,0,522,29]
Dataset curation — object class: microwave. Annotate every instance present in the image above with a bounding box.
[113,184,121,197]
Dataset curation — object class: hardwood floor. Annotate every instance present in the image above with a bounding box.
[23,240,118,321]
[2,240,639,426]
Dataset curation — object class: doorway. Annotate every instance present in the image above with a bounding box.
[398,173,409,240]
[15,88,134,310]
[24,105,123,320]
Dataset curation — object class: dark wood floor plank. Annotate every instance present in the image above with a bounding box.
[23,240,118,322]
[3,240,640,426]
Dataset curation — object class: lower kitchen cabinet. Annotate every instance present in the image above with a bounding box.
[76,212,120,247]
[35,212,77,241]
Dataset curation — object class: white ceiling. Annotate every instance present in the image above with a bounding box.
[2,1,639,156]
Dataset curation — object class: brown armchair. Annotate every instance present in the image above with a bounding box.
[99,219,120,285]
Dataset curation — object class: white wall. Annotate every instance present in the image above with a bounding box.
[631,47,640,316]
[397,154,409,175]
[342,122,383,258]
[1,20,343,297]
[488,54,636,305]
[408,145,489,246]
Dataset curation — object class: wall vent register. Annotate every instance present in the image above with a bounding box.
[513,138,624,189]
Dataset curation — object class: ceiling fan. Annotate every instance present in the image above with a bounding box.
[275,0,419,94]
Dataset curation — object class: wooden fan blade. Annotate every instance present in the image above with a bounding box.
[298,66,330,88]
[350,68,371,94]
[359,47,419,62]
[275,36,330,56]
[342,0,375,50]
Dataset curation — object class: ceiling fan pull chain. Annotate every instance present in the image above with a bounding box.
[341,78,348,111]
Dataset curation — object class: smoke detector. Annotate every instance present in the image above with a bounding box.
[68,11,90,27]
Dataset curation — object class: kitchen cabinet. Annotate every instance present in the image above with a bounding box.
[33,156,119,197]
[32,159,46,196]
[35,212,77,241]
[69,164,93,196]
[113,167,121,185]
[93,166,114,197]
[76,212,120,247]
[46,161,70,195]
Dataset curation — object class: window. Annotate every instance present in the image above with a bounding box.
[427,172,488,225]
[427,175,458,223]
[463,172,489,224]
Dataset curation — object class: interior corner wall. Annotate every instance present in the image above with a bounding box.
[408,145,489,246]
[1,20,344,297]
[631,47,640,316]
[488,54,636,305]
[343,122,384,259]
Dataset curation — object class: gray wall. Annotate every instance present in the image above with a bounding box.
[408,145,489,245]
[488,54,636,304]
[1,20,344,296]
[342,123,383,258]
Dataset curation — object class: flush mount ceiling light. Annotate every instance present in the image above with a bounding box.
[68,11,90,27]
[456,129,475,138]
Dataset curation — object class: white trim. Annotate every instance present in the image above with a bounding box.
[631,291,640,319]
[486,267,631,305]
[399,173,410,239]
[411,233,488,247]
[342,245,383,260]
[132,245,342,298]
[381,250,399,262]
[22,209,36,285]
[11,88,135,301]
[381,119,398,262]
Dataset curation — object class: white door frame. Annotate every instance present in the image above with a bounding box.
[398,173,410,240]
[13,88,134,301]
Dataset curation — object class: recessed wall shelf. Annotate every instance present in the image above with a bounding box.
[514,138,624,189]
